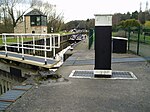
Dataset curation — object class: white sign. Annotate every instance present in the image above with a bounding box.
[95,14,112,26]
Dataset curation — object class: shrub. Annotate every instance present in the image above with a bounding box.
[113,30,126,37]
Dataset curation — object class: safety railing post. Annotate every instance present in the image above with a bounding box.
[4,35,7,57]
[44,36,47,65]
[53,35,56,58]
[128,27,131,51]
[137,26,140,55]
[2,34,4,44]
[21,35,24,60]
[17,36,19,52]
[33,35,35,55]
[58,35,60,47]
[49,35,52,51]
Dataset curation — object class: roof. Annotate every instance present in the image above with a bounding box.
[25,9,46,16]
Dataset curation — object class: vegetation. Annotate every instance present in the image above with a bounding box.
[63,19,95,31]
[112,7,150,45]
[0,0,34,28]
[0,0,64,33]
[0,36,34,45]
[144,21,150,28]
[112,30,127,37]
[0,0,150,35]
[119,19,140,28]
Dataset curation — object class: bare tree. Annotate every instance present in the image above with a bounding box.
[32,0,54,16]
[32,0,64,32]
[3,0,34,28]
[48,12,64,32]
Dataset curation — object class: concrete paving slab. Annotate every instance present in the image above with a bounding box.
[5,39,150,112]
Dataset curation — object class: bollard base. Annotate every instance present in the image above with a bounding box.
[94,70,112,78]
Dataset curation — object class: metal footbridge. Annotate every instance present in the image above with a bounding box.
[0,33,61,69]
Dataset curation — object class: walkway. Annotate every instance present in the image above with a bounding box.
[63,57,150,66]
[0,51,59,69]
[6,38,150,112]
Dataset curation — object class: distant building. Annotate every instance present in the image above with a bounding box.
[14,9,47,34]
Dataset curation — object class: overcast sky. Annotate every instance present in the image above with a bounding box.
[46,0,148,22]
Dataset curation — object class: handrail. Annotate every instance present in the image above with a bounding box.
[1,33,60,65]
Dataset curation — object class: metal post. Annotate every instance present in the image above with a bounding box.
[128,27,131,51]
[144,32,146,43]
[44,36,47,65]
[89,28,94,49]
[58,35,60,48]
[21,35,24,60]
[137,26,140,55]
[17,36,19,52]
[89,29,91,49]
[49,35,52,51]
[33,35,35,55]
[4,35,7,57]
[53,35,56,58]
[93,29,95,50]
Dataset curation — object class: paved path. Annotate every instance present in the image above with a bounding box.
[63,57,150,66]
[6,38,150,112]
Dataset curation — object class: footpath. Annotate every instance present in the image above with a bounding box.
[6,38,150,112]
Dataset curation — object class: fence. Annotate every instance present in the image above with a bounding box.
[88,28,95,49]
[125,27,150,58]
[89,27,150,59]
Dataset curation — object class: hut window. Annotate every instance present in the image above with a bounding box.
[30,16,41,26]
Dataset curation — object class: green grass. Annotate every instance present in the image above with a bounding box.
[0,36,34,45]
[112,31,150,45]
[130,33,150,44]
[59,31,73,35]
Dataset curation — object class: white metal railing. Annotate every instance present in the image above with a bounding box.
[0,33,60,65]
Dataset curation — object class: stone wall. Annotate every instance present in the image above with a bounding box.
[0,70,20,95]
[14,22,25,33]
[14,16,47,34]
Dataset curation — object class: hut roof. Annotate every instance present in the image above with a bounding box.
[25,9,46,16]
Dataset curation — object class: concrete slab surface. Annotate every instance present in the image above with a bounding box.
[5,39,150,112]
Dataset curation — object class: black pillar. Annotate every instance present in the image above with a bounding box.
[94,14,112,78]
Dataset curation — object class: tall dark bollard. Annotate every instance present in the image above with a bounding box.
[94,14,112,78]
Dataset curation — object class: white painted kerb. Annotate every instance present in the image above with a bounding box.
[94,70,112,75]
